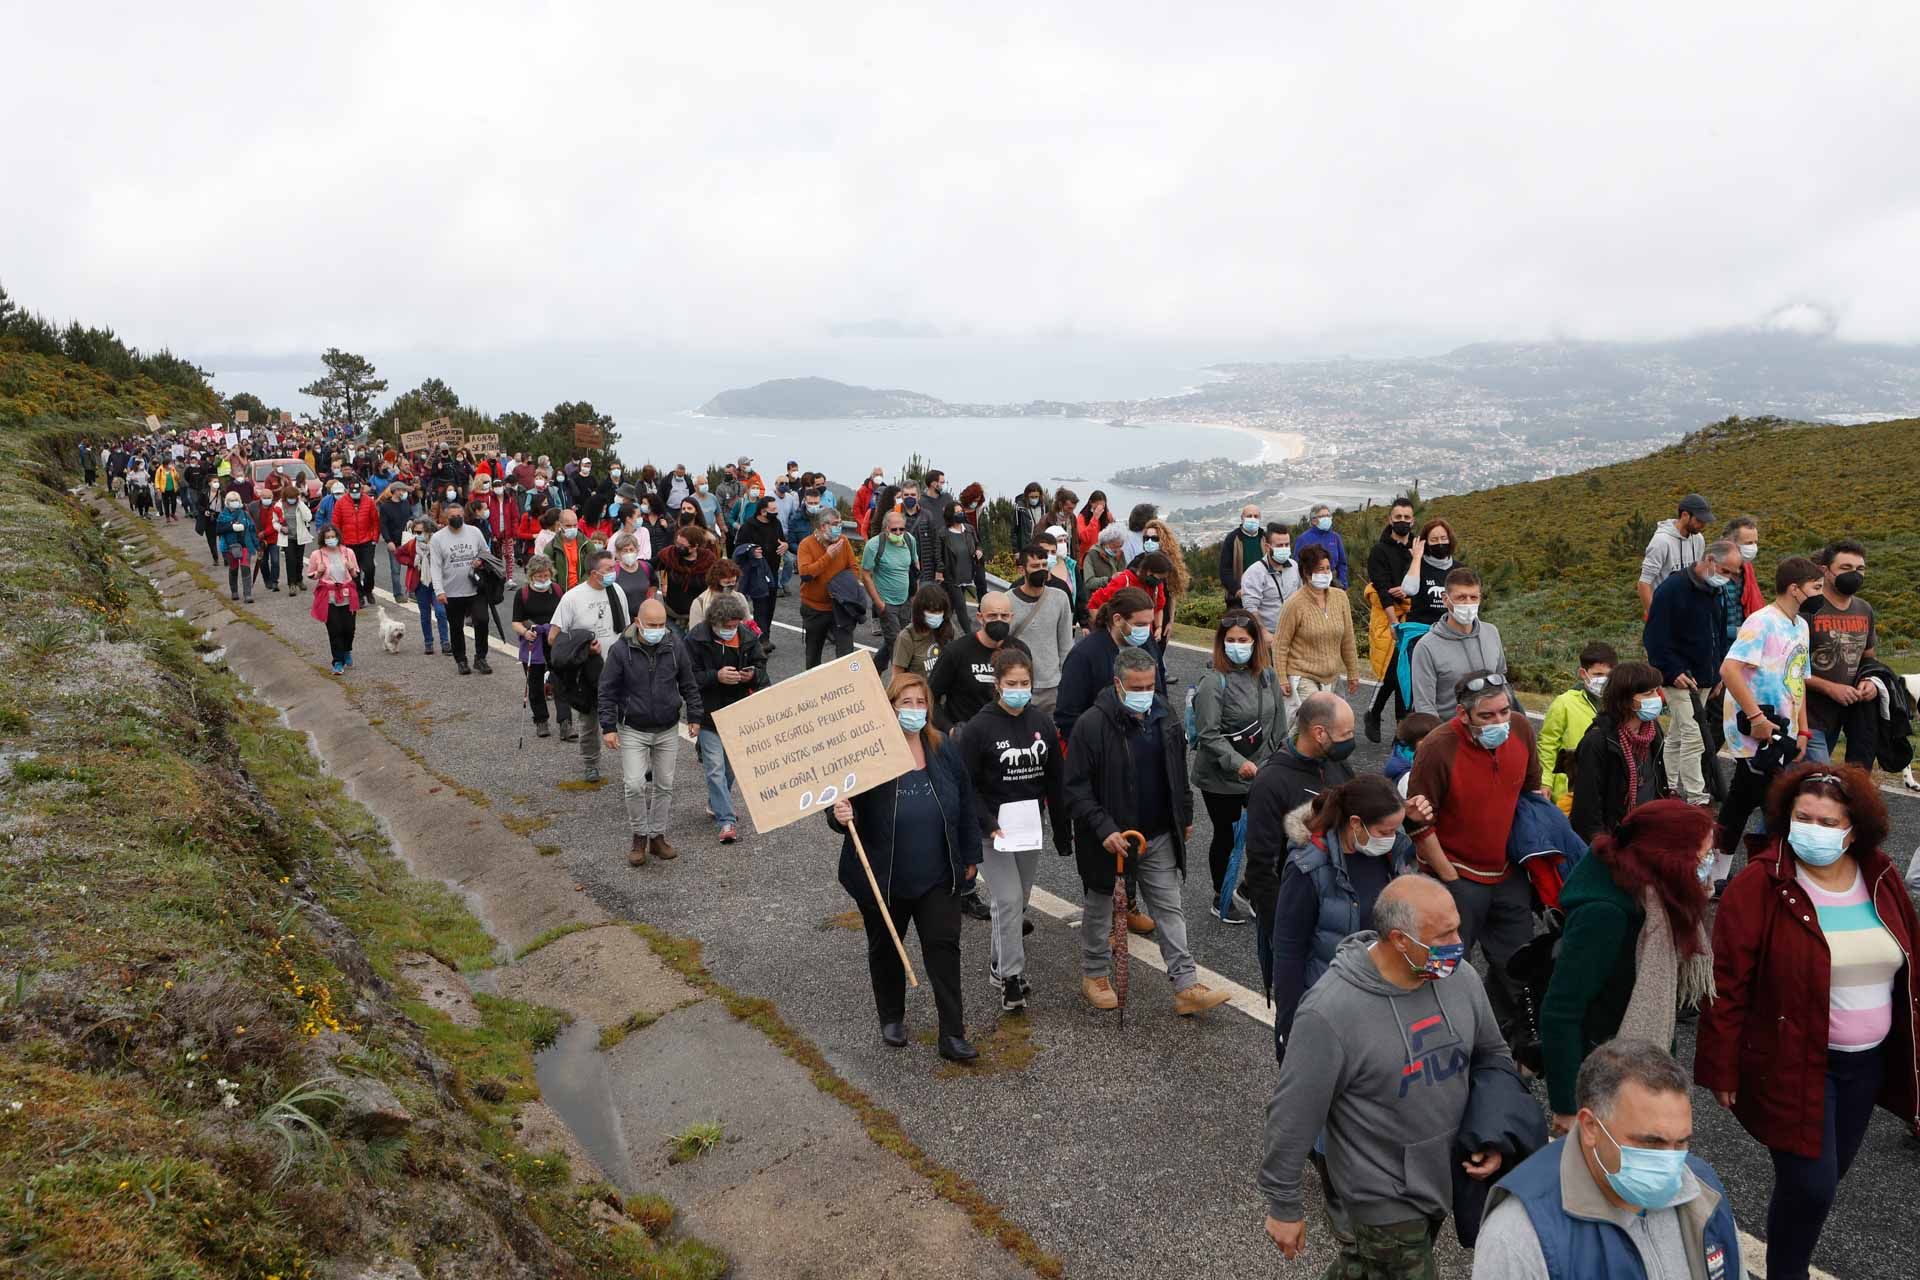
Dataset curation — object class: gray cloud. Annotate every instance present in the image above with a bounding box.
[9,1,1920,361]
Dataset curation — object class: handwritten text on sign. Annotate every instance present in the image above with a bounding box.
[709,653,913,833]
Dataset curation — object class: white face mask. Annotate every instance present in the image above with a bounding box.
[1451,601,1480,626]
[1739,543,1758,561]
[1310,571,1333,590]
[618,553,640,569]
[1584,674,1608,697]
[1355,826,1397,856]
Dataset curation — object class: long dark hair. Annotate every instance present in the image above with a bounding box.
[1080,490,1113,527]
[910,584,954,642]
[1590,798,1712,956]
[1600,660,1664,725]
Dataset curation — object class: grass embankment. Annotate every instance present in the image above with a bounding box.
[0,424,723,1278]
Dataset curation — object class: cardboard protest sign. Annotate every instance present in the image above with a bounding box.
[234,409,249,424]
[225,432,239,450]
[420,416,462,445]
[710,652,913,834]
[145,414,161,430]
[464,433,500,452]
[573,422,604,448]
[279,410,293,425]
[400,430,430,453]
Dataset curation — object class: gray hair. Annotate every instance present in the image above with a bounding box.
[1575,1038,1691,1119]
[1373,892,1418,941]
[1724,516,1757,536]
[1704,539,1738,564]
[1113,646,1158,680]
[1311,502,1332,517]
[1293,691,1343,739]
[813,508,841,530]
[1099,521,1127,546]
[612,533,640,554]
[706,596,747,626]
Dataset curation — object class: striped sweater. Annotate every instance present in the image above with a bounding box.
[1799,868,1903,1050]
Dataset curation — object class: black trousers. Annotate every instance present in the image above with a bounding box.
[523,662,570,725]
[1813,700,1881,770]
[801,603,852,669]
[285,540,306,587]
[444,595,488,661]
[751,593,776,645]
[1201,789,1249,897]
[325,603,357,664]
[1715,758,1776,862]
[1768,1046,1883,1280]
[857,885,965,1040]
[1443,874,1534,1046]
[205,524,221,563]
[159,489,178,518]
[351,542,377,597]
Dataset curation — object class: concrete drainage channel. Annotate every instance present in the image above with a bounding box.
[104,502,1049,1280]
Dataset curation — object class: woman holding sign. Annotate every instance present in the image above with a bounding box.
[828,673,979,1063]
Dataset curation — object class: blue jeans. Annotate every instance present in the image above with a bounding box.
[412,582,449,647]
[697,727,736,826]
[386,547,405,598]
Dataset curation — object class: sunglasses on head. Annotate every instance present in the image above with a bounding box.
[1221,611,1256,629]
[1803,772,1844,787]
[1461,673,1509,693]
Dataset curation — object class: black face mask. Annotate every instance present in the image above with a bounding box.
[1323,735,1357,762]
[1390,522,1413,537]
[1024,570,1049,589]
[1833,570,1864,595]
[983,620,1011,643]
[1138,576,1159,591]
[448,515,464,529]
[1426,543,1452,559]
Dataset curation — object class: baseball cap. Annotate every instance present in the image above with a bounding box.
[1678,493,1714,522]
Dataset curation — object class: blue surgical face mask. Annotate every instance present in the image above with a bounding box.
[1142,537,1159,553]
[1120,688,1155,715]
[1000,688,1033,711]
[1788,820,1849,867]
[1242,517,1261,535]
[1125,624,1152,647]
[1696,858,1714,884]
[1636,695,1665,722]
[822,524,842,542]
[1314,516,1332,531]
[1224,640,1254,665]
[714,627,738,641]
[922,612,945,630]
[1592,1115,1690,1210]
[640,626,668,645]
[1475,720,1511,750]
[897,707,928,733]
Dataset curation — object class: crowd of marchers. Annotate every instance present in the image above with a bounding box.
[87,427,1920,1280]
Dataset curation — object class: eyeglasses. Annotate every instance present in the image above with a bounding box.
[1221,611,1256,629]
[1461,673,1508,692]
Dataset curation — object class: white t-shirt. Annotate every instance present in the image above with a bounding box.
[551,578,626,650]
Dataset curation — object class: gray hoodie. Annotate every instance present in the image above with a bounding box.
[1638,517,1703,588]
[1259,932,1510,1227]
[1409,616,1507,717]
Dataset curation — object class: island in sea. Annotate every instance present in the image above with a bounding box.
[698,376,1079,419]
[1108,456,1284,492]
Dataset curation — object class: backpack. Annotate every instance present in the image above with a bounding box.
[1183,673,1228,747]
[1184,670,1272,753]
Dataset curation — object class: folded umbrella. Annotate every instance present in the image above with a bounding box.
[1111,830,1146,1028]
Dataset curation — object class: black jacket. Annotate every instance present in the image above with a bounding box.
[377,499,411,546]
[1568,712,1670,843]
[685,621,768,729]
[1242,744,1355,921]
[927,632,1030,729]
[1859,657,1917,773]
[1052,628,1164,743]
[596,631,704,732]
[950,703,1072,851]
[826,737,977,903]
[1366,529,1415,608]
[1063,688,1191,894]
[1450,1059,1549,1248]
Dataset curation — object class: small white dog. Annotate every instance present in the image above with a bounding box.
[377,605,407,654]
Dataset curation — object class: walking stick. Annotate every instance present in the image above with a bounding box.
[847,817,918,988]
[1111,829,1147,1027]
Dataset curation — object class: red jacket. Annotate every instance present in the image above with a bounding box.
[1086,568,1167,619]
[1738,560,1765,619]
[1695,836,1920,1157]
[1404,714,1542,882]
[331,494,381,545]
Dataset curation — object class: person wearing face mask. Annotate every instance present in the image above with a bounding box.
[1078,521,1130,616]
[1539,643,1618,814]
[1271,772,1424,1068]
[1567,662,1673,844]
[686,596,764,845]
[1191,612,1288,923]
[1084,550,1170,624]
[1003,545,1073,715]
[1236,523,1300,637]
[429,502,495,675]
[330,478,382,598]
[397,517,450,655]
[1477,1039,1742,1280]
[306,524,362,673]
[731,495,784,642]
[1293,502,1349,587]
[377,480,413,599]
[1054,588,1163,749]
[1362,498,1419,741]
[1643,541,1745,805]
[1799,539,1880,769]
[1118,502,1157,563]
[796,509,871,668]
[686,560,747,633]
[1719,516,1766,640]
[215,492,261,604]
[852,466,884,538]
[950,649,1072,1013]
[511,556,571,736]
[1410,567,1508,718]
[608,532,654,616]
[598,597,704,865]
[1538,801,1715,1135]
[1012,482,1046,552]
[1405,674,1543,1048]
[935,500,978,631]
[658,527,718,632]
[927,591,1033,731]
[1261,876,1512,1273]
[1273,545,1361,718]
[891,585,954,684]
[542,509,603,594]
[859,510,917,656]
[281,482,314,596]
[1244,693,1359,985]
[826,673,979,1062]
[1064,646,1228,1016]
[1218,503,1269,608]
[1695,764,1920,1280]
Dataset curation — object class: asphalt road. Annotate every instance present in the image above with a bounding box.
[150,516,1920,1280]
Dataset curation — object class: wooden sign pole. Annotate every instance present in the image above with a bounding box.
[846,818,917,988]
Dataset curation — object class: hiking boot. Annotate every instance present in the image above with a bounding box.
[1081,977,1119,1010]
[472,657,491,674]
[1173,983,1232,1016]
[960,891,992,921]
[1363,710,1383,743]
[456,659,471,675]
[559,726,580,742]
[1210,903,1247,925]
[718,824,738,844]
[627,834,649,866]
[650,836,678,861]
[1127,909,1156,936]
[1001,975,1030,1013]
[584,763,601,783]
[535,722,551,738]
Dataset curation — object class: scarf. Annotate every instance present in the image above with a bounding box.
[1616,885,1716,1050]
[1617,717,1658,808]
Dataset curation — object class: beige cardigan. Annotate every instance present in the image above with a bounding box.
[1273,586,1360,683]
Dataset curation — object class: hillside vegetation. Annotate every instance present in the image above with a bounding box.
[0,338,220,427]
[1171,415,1918,692]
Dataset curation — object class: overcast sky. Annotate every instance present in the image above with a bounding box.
[10,2,1920,373]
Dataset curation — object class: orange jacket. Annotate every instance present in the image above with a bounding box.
[795,533,855,612]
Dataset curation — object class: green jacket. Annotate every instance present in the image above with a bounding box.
[1537,687,1599,804]
[545,535,607,593]
[1538,853,1643,1114]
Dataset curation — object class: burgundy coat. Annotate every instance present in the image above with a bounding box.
[1695,836,1920,1158]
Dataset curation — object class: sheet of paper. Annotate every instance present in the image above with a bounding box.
[994,799,1043,852]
